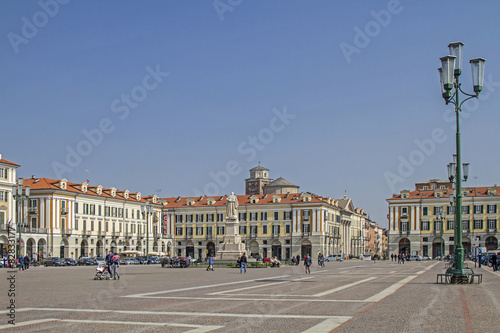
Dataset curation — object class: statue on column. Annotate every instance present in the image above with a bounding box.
[226,192,239,220]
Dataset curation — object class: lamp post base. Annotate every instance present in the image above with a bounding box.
[446,267,475,284]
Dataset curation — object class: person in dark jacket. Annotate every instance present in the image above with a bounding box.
[240,252,247,273]
[105,250,114,278]
[304,254,312,275]
[491,253,498,271]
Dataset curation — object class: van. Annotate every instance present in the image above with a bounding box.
[359,254,372,260]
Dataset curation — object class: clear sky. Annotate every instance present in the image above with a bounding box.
[2,0,500,227]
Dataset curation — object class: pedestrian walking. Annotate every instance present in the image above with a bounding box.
[2,254,6,268]
[18,255,24,271]
[24,254,30,270]
[491,253,498,272]
[207,255,214,271]
[397,254,401,264]
[304,254,312,275]
[240,252,247,273]
[318,253,325,267]
[105,250,114,278]
[111,254,120,280]
[296,254,300,265]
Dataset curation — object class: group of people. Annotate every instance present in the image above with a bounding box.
[105,250,120,280]
[391,253,408,264]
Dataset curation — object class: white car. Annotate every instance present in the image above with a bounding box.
[409,255,422,261]
[325,254,344,262]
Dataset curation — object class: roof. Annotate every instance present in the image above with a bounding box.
[250,165,269,172]
[0,158,20,167]
[387,186,500,200]
[162,193,326,208]
[23,178,151,203]
[266,177,299,188]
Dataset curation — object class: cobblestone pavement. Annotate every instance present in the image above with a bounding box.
[1,260,500,332]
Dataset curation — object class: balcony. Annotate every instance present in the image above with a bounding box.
[272,233,280,238]
[62,228,73,235]
[61,207,68,214]
[205,234,213,240]
[137,232,143,239]
[28,207,38,213]
[112,231,120,237]
[487,228,497,233]
[185,234,193,239]
[82,230,90,236]
[249,233,258,239]
[20,227,47,234]
[302,232,310,237]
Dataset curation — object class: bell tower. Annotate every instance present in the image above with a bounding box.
[245,164,273,195]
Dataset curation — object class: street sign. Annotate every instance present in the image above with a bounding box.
[472,237,479,247]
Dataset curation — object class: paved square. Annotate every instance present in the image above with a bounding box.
[2,260,500,332]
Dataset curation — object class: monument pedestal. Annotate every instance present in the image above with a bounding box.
[218,218,245,261]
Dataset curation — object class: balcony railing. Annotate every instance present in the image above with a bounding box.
[61,207,68,214]
[112,231,120,237]
[272,233,280,238]
[249,233,258,238]
[302,232,310,237]
[205,234,213,240]
[61,228,73,235]
[20,227,47,234]
[185,234,193,239]
[487,228,497,233]
[82,230,90,236]
[28,207,38,213]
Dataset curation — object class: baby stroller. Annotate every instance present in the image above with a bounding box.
[94,263,110,280]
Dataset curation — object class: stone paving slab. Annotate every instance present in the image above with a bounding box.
[1,260,499,332]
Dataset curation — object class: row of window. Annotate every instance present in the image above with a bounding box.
[401,218,498,231]
[173,210,326,223]
[0,168,7,179]
[401,204,498,216]
[174,224,312,236]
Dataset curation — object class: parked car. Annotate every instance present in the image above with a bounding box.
[95,257,106,265]
[148,257,160,264]
[171,257,190,268]
[409,255,422,261]
[77,257,95,266]
[65,258,77,266]
[422,256,432,261]
[325,254,345,262]
[44,257,67,267]
[161,257,171,267]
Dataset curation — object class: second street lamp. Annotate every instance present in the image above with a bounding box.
[438,41,485,283]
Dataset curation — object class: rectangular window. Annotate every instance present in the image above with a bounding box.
[274,212,279,221]
[488,205,497,214]
[284,211,292,220]
[422,207,428,216]
[207,214,214,222]
[196,214,204,222]
[90,220,94,231]
[302,210,310,220]
[0,168,7,179]
[302,224,310,233]
[75,219,78,230]
[447,205,455,215]
[336,215,341,223]
[488,219,497,230]
[75,203,79,214]
[175,215,183,223]
[272,225,280,235]
[262,224,268,234]
[261,212,267,221]
[250,225,258,235]
[250,212,257,221]
[196,226,203,235]
[474,219,483,230]
[176,227,183,236]
[239,226,247,235]
[400,221,409,231]
[474,205,483,214]
[285,224,290,233]
[217,213,224,222]
[186,214,193,223]
[238,212,246,221]
[421,221,429,231]
[106,222,109,232]
[217,226,225,235]
[462,220,469,231]
[99,205,102,216]
[90,204,95,215]
[186,227,193,236]
[447,220,454,230]
[401,207,408,216]
[462,206,470,214]
[433,206,443,215]
[206,226,213,236]
[432,220,440,232]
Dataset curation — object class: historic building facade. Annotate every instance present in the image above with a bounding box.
[387,179,500,258]
[163,192,368,260]
[7,176,171,260]
[0,153,20,256]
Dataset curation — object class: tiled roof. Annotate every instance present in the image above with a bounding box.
[23,178,149,203]
[162,193,325,208]
[387,186,499,200]
[0,158,20,167]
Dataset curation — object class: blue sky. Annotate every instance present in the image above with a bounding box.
[2,0,500,227]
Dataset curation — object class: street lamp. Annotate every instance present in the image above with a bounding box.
[438,41,485,283]
[141,200,152,263]
[12,178,30,258]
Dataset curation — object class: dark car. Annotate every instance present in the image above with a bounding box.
[148,257,160,264]
[136,257,147,265]
[65,258,77,266]
[171,257,189,268]
[77,257,95,266]
[44,257,67,267]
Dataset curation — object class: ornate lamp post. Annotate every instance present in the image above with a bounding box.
[142,200,152,263]
[438,41,485,282]
[12,178,30,258]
